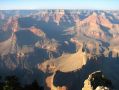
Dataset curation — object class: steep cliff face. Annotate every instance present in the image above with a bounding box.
[73,12,112,40]
[53,10,65,25]
[0,10,119,87]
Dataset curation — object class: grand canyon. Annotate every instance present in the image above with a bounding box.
[0,10,119,90]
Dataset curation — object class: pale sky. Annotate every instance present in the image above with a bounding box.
[0,0,119,10]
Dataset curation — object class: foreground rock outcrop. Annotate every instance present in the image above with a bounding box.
[82,71,113,90]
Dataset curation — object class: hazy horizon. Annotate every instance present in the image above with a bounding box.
[0,0,119,10]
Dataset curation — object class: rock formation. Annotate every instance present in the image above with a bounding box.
[82,71,113,90]
[1,10,119,88]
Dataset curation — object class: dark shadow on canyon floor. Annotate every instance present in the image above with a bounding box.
[53,54,119,90]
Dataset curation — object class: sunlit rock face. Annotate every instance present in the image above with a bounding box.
[82,71,113,90]
[0,10,119,87]
[95,86,110,90]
